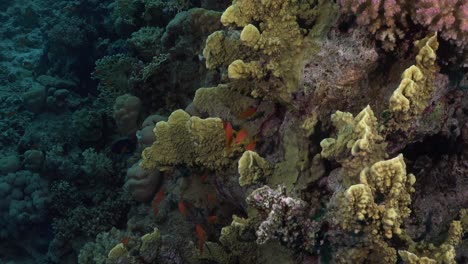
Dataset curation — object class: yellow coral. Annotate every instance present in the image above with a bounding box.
[228,59,264,80]
[387,34,439,131]
[320,106,387,182]
[240,24,261,47]
[107,243,128,263]
[193,84,257,119]
[203,30,246,69]
[141,109,239,171]
[334,239,397,264]
[341,155,415,239]
[140,228,161,253]
[398,250,437,264]
[238,150,271,186]
[398,220,464,264]
[212,0,338,102]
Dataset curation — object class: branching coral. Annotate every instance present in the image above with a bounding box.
[338,0,410,50]
[93,54,139,94]
[81,148,113,181]
[247,185,319,252]
[338,0,467,51]
[128,27,165,60]
[414,0,468,49]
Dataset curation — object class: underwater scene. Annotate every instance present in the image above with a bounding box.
[0,0,467,263]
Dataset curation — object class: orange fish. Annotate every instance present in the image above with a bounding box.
[178,200,188,218]
[152,189,165,216]
[195,224,205,255]
[207,215,218,224]
[235,129,248,144]
[224,122,233,146]
[207,193,218,206]
[120,237,131,246]
[238,107,257,119]
[246,139,256,151]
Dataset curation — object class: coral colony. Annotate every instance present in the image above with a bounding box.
[0,0,467,263]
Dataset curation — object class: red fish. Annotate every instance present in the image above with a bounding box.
[200,172,209,183]
[246,139,256,151]
[224,122,233,146]
[207,193,218,206]
[178,200,188,218]
[152,189,165,216]
[235,129,248,144]
[120,237,131,246]
[238,107,257,119]
[195,224,205,255]
[207,215,218,224]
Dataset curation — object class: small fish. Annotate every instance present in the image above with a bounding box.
[195,224,205,255]
[207,193,218,206]
[207,215,218,224]
[111,137,137,154]
[4,111,17,118]
[120,237,131,246]
[235,129,248,145]
[246,139,256,151]
[178,200,188,218]
[200,172,209,184]
[238,107,257,119]
[152,189,165,216]
[224,122,233,146]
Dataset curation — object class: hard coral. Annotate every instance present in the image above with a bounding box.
[338,0,410,50]
[339,0,468,51]
[125,162,162,202]
[113,94,142,136]
[340,155,416,239]
[320,106,387,181]
[141,109,241,171]
[211,0,338,102]
[247,185,319,252]
[414,0,468,49]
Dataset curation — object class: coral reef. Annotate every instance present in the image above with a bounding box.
[0,0,467,263]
